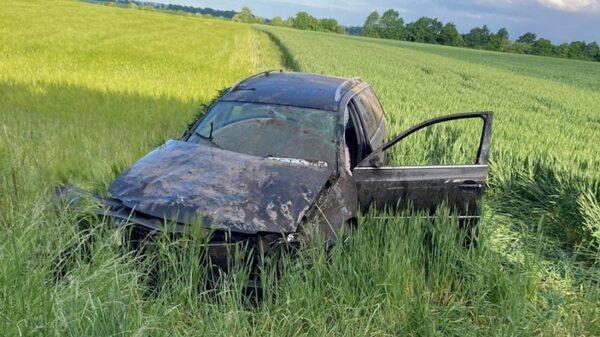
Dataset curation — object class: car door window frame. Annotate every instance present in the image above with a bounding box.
[345,101,369,165]
[353,111,493,216]
[359,112,493,167]
[351,92,379,143]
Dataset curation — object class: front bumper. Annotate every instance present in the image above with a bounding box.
[126,223,297,291]
[53,184,299,289]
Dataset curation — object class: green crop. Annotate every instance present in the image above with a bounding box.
[1,1,599,336]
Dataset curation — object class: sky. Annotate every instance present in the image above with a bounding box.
[160,0,600,43]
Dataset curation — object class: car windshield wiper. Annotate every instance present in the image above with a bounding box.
[193,131,222,149]
[194,122,222,149]
[192,122,221,148]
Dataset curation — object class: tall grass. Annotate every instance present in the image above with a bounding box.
[0,1,283,335]
[1,1,600,336]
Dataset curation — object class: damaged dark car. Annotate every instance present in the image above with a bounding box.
[56,70,493,287]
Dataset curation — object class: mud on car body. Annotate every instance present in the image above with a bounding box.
[55,70,493,287]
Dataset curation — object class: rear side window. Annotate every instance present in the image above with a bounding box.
[363,88,384,124]
[352,92,378,140]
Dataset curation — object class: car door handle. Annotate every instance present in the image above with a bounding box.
[459,182,482,189]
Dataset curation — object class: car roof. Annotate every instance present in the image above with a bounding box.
[219,70,363,112]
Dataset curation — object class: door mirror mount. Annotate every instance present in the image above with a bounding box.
[369,157,383,168]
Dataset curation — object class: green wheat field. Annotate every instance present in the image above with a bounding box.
[1,1,599,336]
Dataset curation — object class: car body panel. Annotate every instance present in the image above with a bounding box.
[108,140,333,234]
[220,72,347,112]
[300,171,358,241]
[354,165,487,215]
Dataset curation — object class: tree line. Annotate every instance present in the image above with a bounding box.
[233,7,346,34]
[94,1,599,62]
[361,10,600,62]
[94,0,236,18]
[100,2,347,34]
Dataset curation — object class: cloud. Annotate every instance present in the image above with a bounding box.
[536,0,600,12]
[437,0,600,15]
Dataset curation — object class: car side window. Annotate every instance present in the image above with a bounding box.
[351,92,377,141]
[362,88,384,125]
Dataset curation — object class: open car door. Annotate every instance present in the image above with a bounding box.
[354,112,493,221]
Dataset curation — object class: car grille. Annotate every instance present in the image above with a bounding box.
[123,224,284,288]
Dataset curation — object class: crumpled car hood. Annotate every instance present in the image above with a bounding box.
[108,140,333,234]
